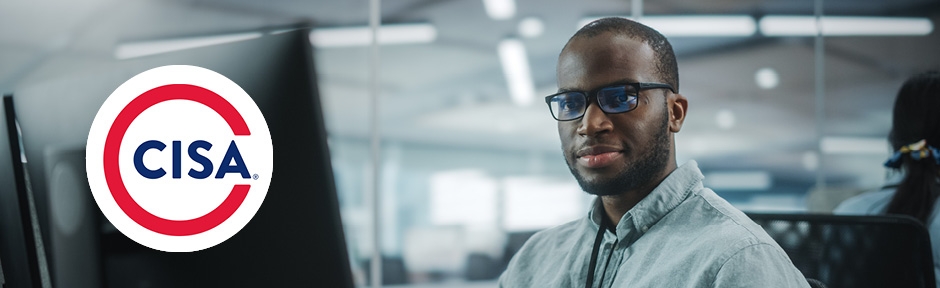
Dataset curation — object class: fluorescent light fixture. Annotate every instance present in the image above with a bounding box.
[715,109,736,130]
[820,136,889,154]
[518,17,545,38]
[114,32,262,60]
[755,67,779,89]
[760,16,934,36]
[705,171,772,191]
[483,0,515,20]
[578,15,757,37]
[498,38,535,106]
[641,16,757,37]
[309,23,437,47]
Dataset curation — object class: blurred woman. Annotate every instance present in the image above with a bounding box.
[835,70,940,287]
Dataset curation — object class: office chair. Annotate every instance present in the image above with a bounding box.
[748,213,935,288]
[806,277,828,288]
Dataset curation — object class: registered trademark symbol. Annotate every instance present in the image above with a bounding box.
[252,174,259,180]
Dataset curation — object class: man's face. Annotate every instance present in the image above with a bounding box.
[557,32,673,196]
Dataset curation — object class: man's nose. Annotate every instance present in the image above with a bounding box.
[577,103,613,136]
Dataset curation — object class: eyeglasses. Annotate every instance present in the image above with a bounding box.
[544,82,676,121]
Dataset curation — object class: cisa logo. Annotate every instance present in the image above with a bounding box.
[86,65,273,252]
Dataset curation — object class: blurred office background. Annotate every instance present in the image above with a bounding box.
[2,0,940,287]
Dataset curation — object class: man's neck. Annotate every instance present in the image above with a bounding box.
[600,192,648,228]
[601,165,677,227]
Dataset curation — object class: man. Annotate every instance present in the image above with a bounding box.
[498,17,809,287]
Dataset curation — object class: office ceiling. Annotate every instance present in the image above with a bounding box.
[1,0,939,188]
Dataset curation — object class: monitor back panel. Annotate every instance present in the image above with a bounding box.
[13,29,354,288]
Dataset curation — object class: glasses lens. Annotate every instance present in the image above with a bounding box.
[549,93,586,120]
[597,86,637,113]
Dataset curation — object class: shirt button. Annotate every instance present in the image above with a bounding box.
[642,225,649,232]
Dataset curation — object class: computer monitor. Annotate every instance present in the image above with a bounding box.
[12,27,354,287]
[0,94,49,288]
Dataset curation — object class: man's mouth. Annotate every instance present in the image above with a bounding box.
[575,146,624,169]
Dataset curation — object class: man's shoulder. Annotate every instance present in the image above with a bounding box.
[689,190,810,287]
[645,187,804,284]
[673,188,785,252]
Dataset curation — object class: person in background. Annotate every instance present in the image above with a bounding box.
[498,17,809,288]
[835,70,940,288]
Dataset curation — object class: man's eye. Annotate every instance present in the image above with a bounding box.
[562,101,575,109]
[617,94,628,102]
[562,99,582,110]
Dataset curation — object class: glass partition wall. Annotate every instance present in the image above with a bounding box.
[315,0,940,286]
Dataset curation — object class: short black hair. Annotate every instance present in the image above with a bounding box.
[564,17,679,92]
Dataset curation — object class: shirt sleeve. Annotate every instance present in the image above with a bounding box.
[712,243,811,288]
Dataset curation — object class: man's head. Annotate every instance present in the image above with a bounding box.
[563,18,679,91]
[554,17,687,196]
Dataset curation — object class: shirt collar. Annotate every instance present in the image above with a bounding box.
[588,160,704,241]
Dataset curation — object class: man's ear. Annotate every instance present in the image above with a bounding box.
[668,93,688,133]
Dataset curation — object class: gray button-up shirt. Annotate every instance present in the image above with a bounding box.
[499,161,810,288]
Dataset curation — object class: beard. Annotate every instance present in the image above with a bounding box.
[566,107,671,196]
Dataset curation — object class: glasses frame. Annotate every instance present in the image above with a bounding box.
[544,82,676,121]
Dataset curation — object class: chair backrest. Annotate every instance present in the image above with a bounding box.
[806,277,828,288]
[748,213,935,288]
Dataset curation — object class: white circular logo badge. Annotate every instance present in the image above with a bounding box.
[86,65,273,252]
